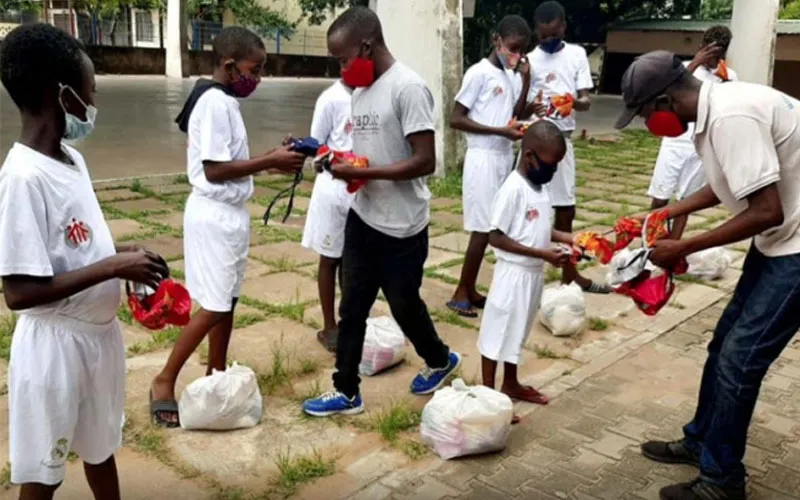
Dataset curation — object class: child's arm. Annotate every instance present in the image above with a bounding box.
[513,58,532,119]
[450,103,523,140]
[3,251,168,311]
[203,147,304,183]
[489,230,570,267]
[574,48,594,112]
[551,229,575,245]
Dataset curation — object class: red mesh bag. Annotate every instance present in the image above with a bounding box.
[127,279,192,330]
[613,209,670,251]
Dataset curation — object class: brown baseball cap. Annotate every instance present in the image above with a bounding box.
[614,51,687,130]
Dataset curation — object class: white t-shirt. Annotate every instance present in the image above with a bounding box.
[527,44,593,132]
[694,81,800,257]
[187,87,254,206]
[455,59,522,153]
[0,143,120,324]
[490,170,553,268]
[351,63,435,239]
[664,61,739,149]
[311,80,353,152]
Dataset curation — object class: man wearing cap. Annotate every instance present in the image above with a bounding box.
[616,50,800,500]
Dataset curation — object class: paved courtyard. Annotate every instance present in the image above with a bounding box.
[0,131,798,499]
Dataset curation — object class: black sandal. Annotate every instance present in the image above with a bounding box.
[149,390,180,428]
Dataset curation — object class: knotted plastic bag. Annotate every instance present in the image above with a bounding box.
[420,379,513,460]
[178,362,263,431]
[359,316,407,376]
[538,283,587,337]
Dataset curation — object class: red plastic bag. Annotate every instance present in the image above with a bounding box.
[613,259,688,316]
[314,145,369,194]
[127,279,192,330]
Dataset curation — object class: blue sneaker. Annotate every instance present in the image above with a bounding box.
[410,352,462,395]
[302,391,364,417]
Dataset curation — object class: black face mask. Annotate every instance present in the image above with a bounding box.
[526,152,557,185]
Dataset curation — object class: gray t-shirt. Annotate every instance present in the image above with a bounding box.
[351,62,435,238]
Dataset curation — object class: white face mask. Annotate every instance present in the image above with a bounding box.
[58,83,97,141]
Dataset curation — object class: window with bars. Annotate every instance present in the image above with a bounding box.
[135,11,154,42]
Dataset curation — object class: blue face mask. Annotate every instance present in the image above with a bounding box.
[540,38,564,54]
[526,152,557,185]
[59,84,97,141]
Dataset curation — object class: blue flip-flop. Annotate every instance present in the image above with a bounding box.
[446,300,478,318]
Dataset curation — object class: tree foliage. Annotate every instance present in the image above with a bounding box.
[297,0,367,26]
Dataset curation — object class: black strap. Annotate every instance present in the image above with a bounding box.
[263,170,304,225]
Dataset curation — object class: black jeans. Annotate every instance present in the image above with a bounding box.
[333,210,450,398]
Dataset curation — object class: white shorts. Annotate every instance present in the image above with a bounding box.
[515,139,575,207]
[463,148,515,232]
[478,260,545,365]
[648,143,706,201]
[9,314,125,485]
[302,171,353,259]
[184,193,250,313]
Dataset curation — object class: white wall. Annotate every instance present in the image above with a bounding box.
[729,0,779,85]
[370,0,464,175]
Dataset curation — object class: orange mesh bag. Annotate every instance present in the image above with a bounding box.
[550,93,575,118]
[573,231,614,265]
[613,217,643,251]
[644,209,670,247]
[715,60,729,82]
[127,279,192,331]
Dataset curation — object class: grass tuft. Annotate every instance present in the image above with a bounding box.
[274,449,336,498]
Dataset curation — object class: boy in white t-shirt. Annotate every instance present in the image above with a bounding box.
[0,24,170,498]
[149,27,305,427]
[446,15,531,318]
[648,26,738,240]
[521,1,610,294]
[478,121,572,421]
[301,80,354,351]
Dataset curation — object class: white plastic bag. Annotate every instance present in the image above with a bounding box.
[607,248,654,289]
[420,379,514,460]
[538,283,586,337]
[359,316,406,376]
[686,247,731,280]
[179,362,263,431]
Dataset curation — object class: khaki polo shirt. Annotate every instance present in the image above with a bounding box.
[694,81,800,257]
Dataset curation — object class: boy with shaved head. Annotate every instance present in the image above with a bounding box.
[302,6,461,417]
[478,120,573,418]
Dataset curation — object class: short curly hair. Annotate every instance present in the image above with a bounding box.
[702,25,732,49]
[212,26,265,65]
[0,23,85,112]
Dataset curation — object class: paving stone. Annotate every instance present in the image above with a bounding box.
[429,231,470,253]
[240,271,318,304]
[585,431,639,460]
[449,480,515,500]
[106,218,147,239]
[578,471,645,500]
[248,240,318,266]
[111,197,173,214]
[521,467,591,498]
[478,462,543,496]
[554,447,616,481]
[96,188,144,202]
[756,463,800,496]
[567,414,614,440]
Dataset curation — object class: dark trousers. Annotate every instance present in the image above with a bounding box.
[333,210,450,398]
[682,245,800,486]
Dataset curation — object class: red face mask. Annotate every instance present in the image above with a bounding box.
[645,111,687,138]
[341,57,375,88]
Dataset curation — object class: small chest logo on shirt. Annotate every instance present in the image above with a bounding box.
[65,218,93,249]
[344,119,354,135]
[526,208,540,221]
[545,72,557,84]
[493,85,504,96]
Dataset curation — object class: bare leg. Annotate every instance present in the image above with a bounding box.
[449,232,490,313]
[18,484,59,500]
[483,356,520,424]
[206,298,237,375]
[318,256,340,332]
[84,455,121,500]
[501,362,549,405]
[151,308,228,424]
